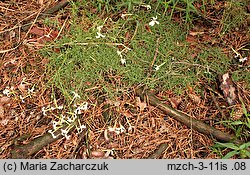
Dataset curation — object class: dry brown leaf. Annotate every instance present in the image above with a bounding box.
[91,151,105,158]
[219,73,237,105]
[202,34,212,42]
[72,136,78,146]
[145,24,152,33]
[37,0,44,5]
[188,94,201,105]
[135,96,147,112]
[0,96,11,105]
[29,27,45,36]
[28,27,59,45]
[18,83,27,93]
[124,31,130,41]
[189,31,205,36]
[0,105,5,119]
[122,110,133,118]
[186,35,197,44]
[169,97,182,109]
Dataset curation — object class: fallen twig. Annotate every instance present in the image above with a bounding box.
[21,0,70,31]
[10,125,73,159]
[135,86,242,145]
[0,0,71,54]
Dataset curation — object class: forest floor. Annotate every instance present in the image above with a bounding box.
[0,0,249,159]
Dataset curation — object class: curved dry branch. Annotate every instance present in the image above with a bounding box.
[135,86,242,145]
[10,123,79,159]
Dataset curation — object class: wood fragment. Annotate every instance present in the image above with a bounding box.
[147,143,168,159]
[10,125,74,159]
[42,0,70,16]
[10,131,63,159]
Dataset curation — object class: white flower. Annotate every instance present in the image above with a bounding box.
[96,25,105,38]
[80,124,86,129]
[141,4,151,10]
[149,16,159,26]
[42,107,47,116]
[48,130,58,139]
[28,86,35,93]
[97,25,103,32]
[74,102,88,114]
[239,57,248,63]
[121,13,133,19]
[117,50,122,58]
[67,117,74,123]
[154,61,166,71]
[72,91,80,99]
[121,58,126,65]
[52,121,58,129]
[57,105,63,110]
[154,65,160,71]
[121,14,126,19]
[64,134,70,140]
[108,125,125,135]
[76,124,86,133]
[20,95,25,103]
[61,129,70,140]
[115,126,125,134]
[117,50,126,65]
[61,129,67,135]
[74,108,80,114]
[234,53,240,58]
[96,32,105,38]
[3,88,10,96]
[108,127,115,132]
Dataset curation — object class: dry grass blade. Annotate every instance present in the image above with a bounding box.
[0,44,21,54]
